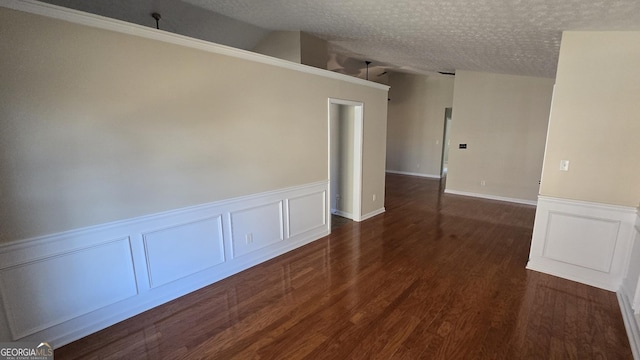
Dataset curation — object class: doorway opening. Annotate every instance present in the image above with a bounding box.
[328,99,363,229]
[440,107,453,178]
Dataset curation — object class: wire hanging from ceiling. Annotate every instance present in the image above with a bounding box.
[365,61,371,80]
[151,12,161,30]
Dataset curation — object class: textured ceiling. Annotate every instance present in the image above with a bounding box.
[184,0,640,78]
[39,0,270,50]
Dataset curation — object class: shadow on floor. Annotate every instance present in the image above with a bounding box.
[331,214,351,231]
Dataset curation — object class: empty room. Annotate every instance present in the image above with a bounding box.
[1,0,639,359]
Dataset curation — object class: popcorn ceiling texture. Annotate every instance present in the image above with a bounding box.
[184,0,640,78]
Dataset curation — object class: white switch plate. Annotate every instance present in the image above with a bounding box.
[560,160,570,171]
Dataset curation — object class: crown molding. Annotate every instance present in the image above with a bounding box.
[0,0,389,91]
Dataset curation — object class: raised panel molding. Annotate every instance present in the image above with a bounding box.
[0,238,137,339]
[0,181,329,347]
[527,196,637,291]
[288,191,327,238]
[143,216,225,288]
[230,202,284,258]
[542,212,620,273]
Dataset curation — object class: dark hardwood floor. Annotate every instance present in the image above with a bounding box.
[56,174,633,359]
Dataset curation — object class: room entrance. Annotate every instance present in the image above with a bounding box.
[440,107,453,178]
[328,99,363,227]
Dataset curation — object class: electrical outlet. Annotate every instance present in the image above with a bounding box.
[245,233,253,244]
[560,160,570,171]
[373,194,376,201]
[480,180,486,186]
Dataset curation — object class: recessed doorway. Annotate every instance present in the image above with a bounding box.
[328,99,363,227]
[440,107,453,177]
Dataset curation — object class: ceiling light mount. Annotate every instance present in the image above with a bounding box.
[365,61,372,80]
[151,12,161,30]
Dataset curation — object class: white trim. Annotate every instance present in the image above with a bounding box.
[444,189,537,206]
[623,214,640,314]
[287,191,327,238]
[537,195,638,214]
[0,180,329,255]
[0,0,389,92]
[352,105,364,221]
[329,99,366,107]
[526,261,619,291]
[0,181,329,347]
[527,196,637,292]
[328,98,364,222]
[618,292,640,360]
[331,209,354,220]
[360,208,386,221]
[385,170,441,179]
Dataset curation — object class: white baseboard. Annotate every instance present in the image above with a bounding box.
[527,196,637,292]
[0,181,330,348]
[331,209,354,220]
[331,208,385,222]
[444,189,537,206]
[385,170,441,179]
[618,292,640,360]
[360,207,385,221]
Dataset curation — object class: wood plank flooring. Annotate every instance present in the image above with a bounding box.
[56,174,633,359]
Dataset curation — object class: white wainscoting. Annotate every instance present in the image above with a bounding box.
[142,216,225,288]
[0,181,329,348]
[619,291,640,360]
[230,201,284,258]
[622,214,640,314]
[619,213,640,360]
[0,237,138,339]
[527,196,637,291]
[288,191,326,238]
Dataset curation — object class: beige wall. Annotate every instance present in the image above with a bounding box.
[446,71,554,202]
[300,32,328,70]
[386,73,454,177]
[252,31,302,63]
[330,104,355,214]
[539,31,640,207]
[253,31,328,70]
[0,8,388,243]
[41,0,270,50]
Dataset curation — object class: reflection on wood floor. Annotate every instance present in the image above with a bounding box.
[56,174,633,359]
[331,213,352,231]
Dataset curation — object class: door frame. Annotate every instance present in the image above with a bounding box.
[327,98,364,224]
[440,107,453,177]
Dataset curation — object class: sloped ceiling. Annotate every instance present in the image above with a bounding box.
[184,0,640,78]
[37,0,640,78]
[38,0,270,50]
